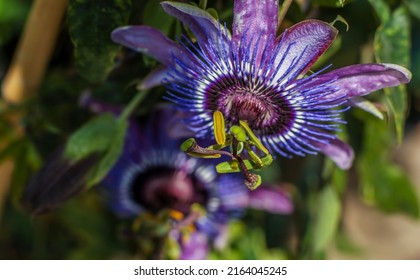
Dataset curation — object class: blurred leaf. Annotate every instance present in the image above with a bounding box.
[86,118,127,187]
[64,113,117,161]
[0,0,27,22]
[405,0,420,20]
[384,85,408,144]
[206,8,219,20]
[63,112,127,188]
[358,116,419,218]
[143,0,175,36]
[361,162,419,217]
[67,0,132,83]
[209,220,287,260]
[9,139,42,206]
[312,186,341,253]
[372,4,410,143]
[0,0,29,42]
[373,6,410,68]
[368,0,390,23]
[312,0,348,8]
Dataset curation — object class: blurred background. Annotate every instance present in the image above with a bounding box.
[1,0,420,260]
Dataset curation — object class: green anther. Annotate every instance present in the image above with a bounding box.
[261,154,273,166]
[247,148,263,168]
[213,111,226,145]
[239,120,269,155]
[216,160,241,173]
[216,157,269,173]
[180,138,196,152]
[229,125,247,142]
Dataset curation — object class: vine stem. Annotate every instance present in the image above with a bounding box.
[119,91,149,122]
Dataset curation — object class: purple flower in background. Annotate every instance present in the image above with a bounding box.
[111,0,411,169]
[82,97,293,259]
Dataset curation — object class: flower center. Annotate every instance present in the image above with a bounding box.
[206,77,295,135]
[219,92,272,128]
[131,167,208,215]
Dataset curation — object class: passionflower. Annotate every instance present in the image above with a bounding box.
[111,0,411,170]
[82,96,293,259]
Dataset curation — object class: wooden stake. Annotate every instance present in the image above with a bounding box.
[0,0,68,221]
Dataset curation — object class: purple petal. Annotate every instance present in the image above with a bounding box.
[179,231,209,260]
[312,137,354,170]
[246,186,294,214]
[137,66,174,90]
[315,63,411,100]
[111,26,185,66]
[274,20,337,82]
[232,0,278,50]
[161,1,226,44]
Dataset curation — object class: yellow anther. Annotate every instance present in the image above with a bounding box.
[169,209,184,221]
[213,111,226,145]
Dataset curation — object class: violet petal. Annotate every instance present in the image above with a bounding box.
[312,137,355,170]
[246,186,294,214]
[137,66,174,90]
[274,20,337,83]
[161,1,226,44]
[111,26,185,66]
[314,63,411,100]
[180,231,209,260]
[232,0,278,55]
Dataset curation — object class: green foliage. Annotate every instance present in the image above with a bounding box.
[0,138,42,206]
[143,0,175,36]
[312,0,348,8]
[67,0,132,83]
[371,2,411,143]
[0,0,29,42]
[312,186,342,254]
[405,0,420,20]
[86,118,127,187]
[210,220,288,260]
[1,0,419,261]
[64,113,128,188]
[358,115,419,218]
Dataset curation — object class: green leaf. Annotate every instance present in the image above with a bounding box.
[67,0,132,83]
[374,6,410,69]
[312,0,348,8]
[312,186,341,253]
[361,162,419,217]
[372,4,410,143]
[0,0,29,42]
[405,0,420,20]
[86,119,127,187]
[358,116,419,218]
[64,113,118,162]
[384,85,408,144]
[143,0,175,36]
[368,0,390,23]
[63,113,127,188]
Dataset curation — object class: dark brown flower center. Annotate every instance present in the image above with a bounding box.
[219,92,274,129]
[205,77,295,136]
[131,167,208,215]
